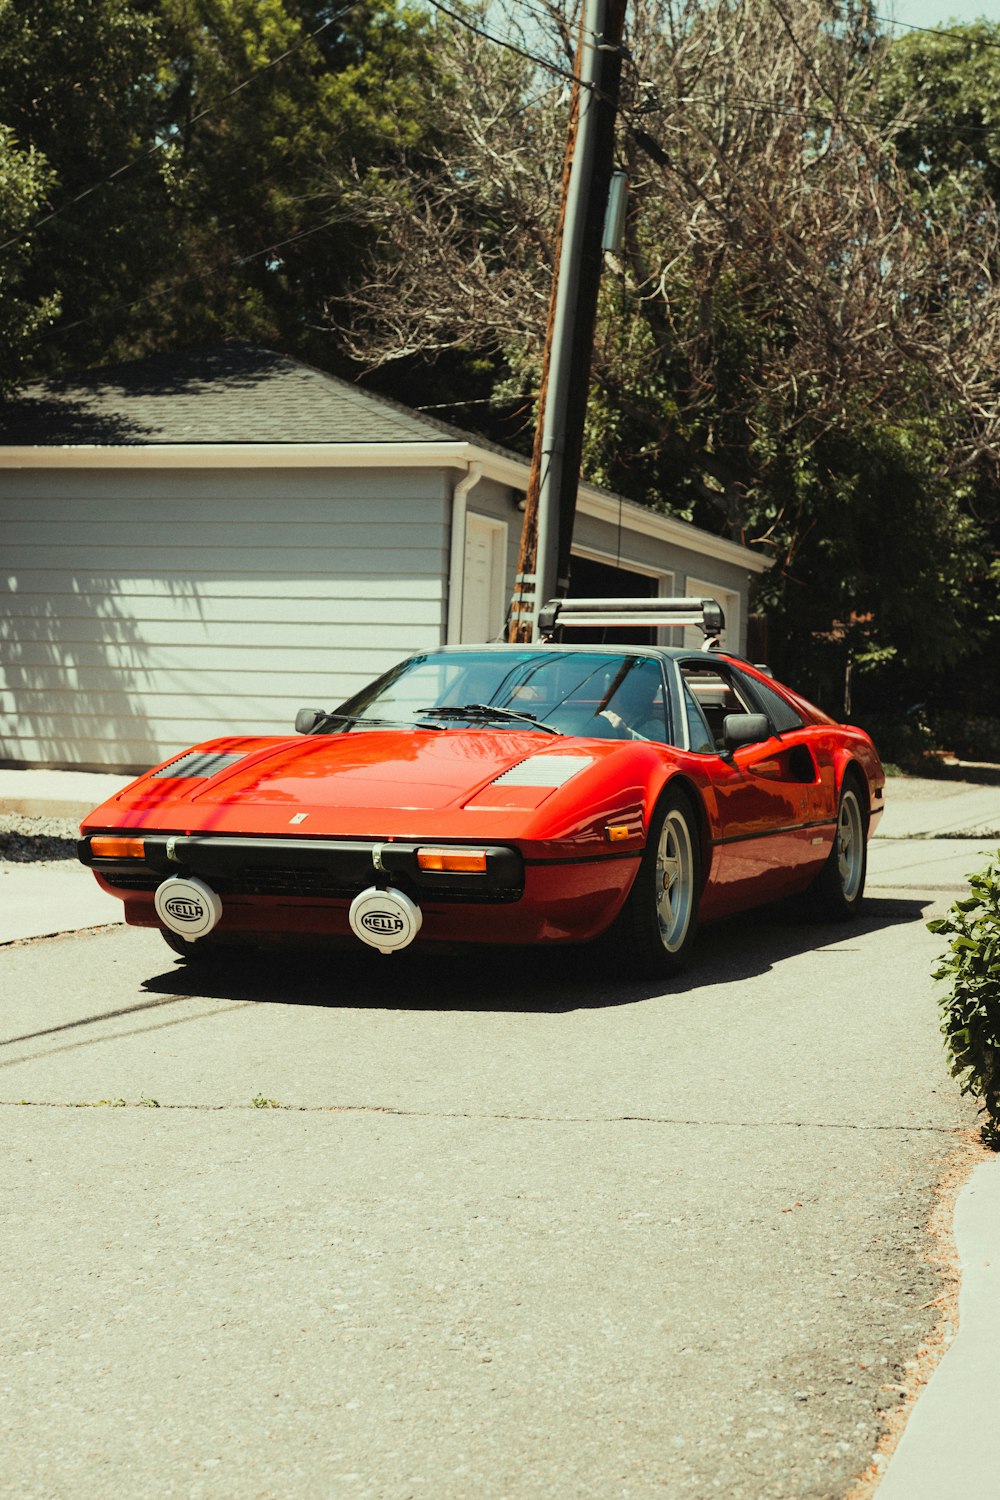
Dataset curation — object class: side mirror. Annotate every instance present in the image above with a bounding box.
[723,712,771,752]
[295,707,325,735]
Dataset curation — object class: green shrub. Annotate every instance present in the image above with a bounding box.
[930,851,1000,1147]
[859,711,934,771]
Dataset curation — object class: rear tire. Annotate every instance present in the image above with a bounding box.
[608,788,702,977]
[810,776,867,918]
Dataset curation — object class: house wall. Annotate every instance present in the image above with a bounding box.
[459,479,757,650]
[0,467,450,771]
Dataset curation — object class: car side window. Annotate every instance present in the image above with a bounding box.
[678,662,756,752]
[681,682,715,753]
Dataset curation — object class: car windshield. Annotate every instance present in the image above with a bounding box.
[328,650,672,742]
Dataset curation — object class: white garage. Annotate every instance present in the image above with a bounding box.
[0,346,769,771]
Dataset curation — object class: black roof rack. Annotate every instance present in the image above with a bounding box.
[538,596,725,647]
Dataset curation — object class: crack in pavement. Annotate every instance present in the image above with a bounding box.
[0,1097,968,1132]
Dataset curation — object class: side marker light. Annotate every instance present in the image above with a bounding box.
[606,825,631,843]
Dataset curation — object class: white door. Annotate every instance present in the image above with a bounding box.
[461,515,508,642]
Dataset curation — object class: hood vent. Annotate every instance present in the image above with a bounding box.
[152,751,247,780]
[490,754,594,788]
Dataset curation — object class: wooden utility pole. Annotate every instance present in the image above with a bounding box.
[509,0,628,642]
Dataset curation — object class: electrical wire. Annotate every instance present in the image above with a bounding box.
[18,0,1000,348]
[9,0,994,267]
[624,86,1000,142]
[871,11,1000,46]
[38,214,344,341]
[421,0,580,83]
[30,60,567,346]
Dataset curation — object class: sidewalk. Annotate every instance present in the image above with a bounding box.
[0,766,132,821]
[0,768,132,944]
[867,774,998,896]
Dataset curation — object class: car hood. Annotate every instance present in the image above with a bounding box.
[84,728,617,836]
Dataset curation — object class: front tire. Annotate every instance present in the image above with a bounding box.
[810,777,867,918]
[609,789,702,977]
[160,929,221,964]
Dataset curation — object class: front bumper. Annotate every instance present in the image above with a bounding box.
[78,832,639,947]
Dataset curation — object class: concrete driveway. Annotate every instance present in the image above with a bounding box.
[0,771,997,1499]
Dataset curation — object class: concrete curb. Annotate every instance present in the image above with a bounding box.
[873,1158,1000,1496]
[0,769,132,822]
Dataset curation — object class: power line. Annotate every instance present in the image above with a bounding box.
[872,10,1000,46]
[422,0,579,84]
[626,86,1000,143]
[31,61,567,345]
[38,214,344,341]
[19,0,1000,351]
[15,0,988,271]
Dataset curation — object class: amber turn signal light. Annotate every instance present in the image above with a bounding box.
[416,847,488,873]
[90,835,146,859]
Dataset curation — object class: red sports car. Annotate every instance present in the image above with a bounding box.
[77,598,884,976]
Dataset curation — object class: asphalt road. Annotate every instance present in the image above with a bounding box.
[0,882,978,1500]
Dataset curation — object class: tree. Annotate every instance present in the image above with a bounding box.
[0,125,58,394]
[141,0,445,361]
[878,19,1000,205]
[0,0,167,375]
[329,0,1000,706]
[0,0,448,382]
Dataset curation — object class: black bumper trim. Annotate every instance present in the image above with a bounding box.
[79,834,524,904]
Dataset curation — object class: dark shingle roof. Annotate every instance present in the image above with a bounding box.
[0,344,490,447]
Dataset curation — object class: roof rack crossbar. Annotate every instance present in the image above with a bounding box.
[538,596,725,642]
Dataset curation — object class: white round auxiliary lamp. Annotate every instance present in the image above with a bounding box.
[348,886,422,954]
[154,875,223,941]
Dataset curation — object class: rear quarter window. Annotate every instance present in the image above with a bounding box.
[741,673,805,733]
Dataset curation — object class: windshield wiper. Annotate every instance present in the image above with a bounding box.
[417,703,562,735]
[311,711,446,732]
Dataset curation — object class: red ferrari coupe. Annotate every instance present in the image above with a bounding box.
[77,598,884,976]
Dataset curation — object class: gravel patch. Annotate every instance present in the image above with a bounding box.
[0,814,80,864]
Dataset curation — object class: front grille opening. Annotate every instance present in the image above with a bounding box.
[100,866,521,904]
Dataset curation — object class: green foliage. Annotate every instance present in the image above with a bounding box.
[751,413,991,697]
[931,711,1000,764]
[930,852,1000,1147]
[0,123,59,393]
[0,0,447,380]
[879,21,1000,203]
[0,0,167,372]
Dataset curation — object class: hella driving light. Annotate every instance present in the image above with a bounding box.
[349,887,423,954]
[154,876,223,940]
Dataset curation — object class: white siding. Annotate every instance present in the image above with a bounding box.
[0,468,449,770]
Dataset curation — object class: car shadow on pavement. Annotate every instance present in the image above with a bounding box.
[139,893,932,1014]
